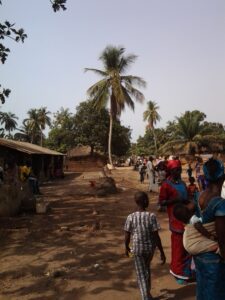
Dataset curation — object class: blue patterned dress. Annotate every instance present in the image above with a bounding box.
[194,197,225,300]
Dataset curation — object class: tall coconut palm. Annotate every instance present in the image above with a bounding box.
[143,100,161,154]
[0,112,18,137]
[24,109,41,144]
[38,107,51,146]
[85,45,146,165]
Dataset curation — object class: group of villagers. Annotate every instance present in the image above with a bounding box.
[124,157,225,300]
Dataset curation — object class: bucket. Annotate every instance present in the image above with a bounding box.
[36,202,47,214]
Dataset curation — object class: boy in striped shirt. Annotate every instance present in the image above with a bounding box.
[124,191,166,300]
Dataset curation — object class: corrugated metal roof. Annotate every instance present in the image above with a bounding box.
[0,138,64,155]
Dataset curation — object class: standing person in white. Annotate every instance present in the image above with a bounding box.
[147,156,154,192]
[221,180,225,198]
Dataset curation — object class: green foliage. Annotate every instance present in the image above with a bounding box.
[51,0,67,12]
[135,128,167,156]
[86,45,145,164]
[0,111,18,137]
[73,100,109,154]
[143,100,161,154]
[143,100,161,129]
[86,46,145,118]
[158,110,225,154]
[136,109,225,156]
[111,121,131,157]
[16,107,52,145]
[0,20,27,64]
[45,107,75,152]
[45,102,132,156]
[73,100,132,156]
[0,85,11,104]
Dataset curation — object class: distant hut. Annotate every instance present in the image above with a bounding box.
[66,145,106,172]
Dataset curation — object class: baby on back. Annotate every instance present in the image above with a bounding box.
[173,202,219,255]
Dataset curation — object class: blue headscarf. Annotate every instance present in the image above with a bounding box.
[203,158,224,182]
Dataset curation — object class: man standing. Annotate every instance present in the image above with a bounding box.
[147,156,154,192]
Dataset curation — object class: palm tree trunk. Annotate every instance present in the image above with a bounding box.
[108,112,113,166]
[40,130,43,147]
[152,128,157,155]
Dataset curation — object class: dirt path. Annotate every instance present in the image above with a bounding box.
[0,168,196,300]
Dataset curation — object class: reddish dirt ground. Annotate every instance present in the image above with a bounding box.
[0,167,196,300]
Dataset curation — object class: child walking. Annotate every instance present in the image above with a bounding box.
[124,191,166,300]
[187,176,199,199]
[139,163,146,183]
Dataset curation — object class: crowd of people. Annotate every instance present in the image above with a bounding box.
[124,155,225,300]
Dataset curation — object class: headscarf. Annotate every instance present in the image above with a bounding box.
[167,159,181,170]
[203,159,224,182]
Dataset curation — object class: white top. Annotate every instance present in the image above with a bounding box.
[189,215,202,225]
[221,181,225,199]
[146,161,153,173]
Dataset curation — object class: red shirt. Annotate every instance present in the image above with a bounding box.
[159,179,187,233]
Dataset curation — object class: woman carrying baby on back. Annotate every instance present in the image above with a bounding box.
[174,158,225,300]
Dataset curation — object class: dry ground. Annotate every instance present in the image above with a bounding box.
[0,167,196,300]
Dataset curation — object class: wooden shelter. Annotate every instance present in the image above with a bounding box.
[0,138,64,180]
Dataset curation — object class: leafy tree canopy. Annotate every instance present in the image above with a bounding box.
[45,107,75,153]
[73,100,132,157]
[45,101,132,156]
[135,110,225,156]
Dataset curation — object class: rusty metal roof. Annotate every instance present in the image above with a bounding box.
[0,138,64,155]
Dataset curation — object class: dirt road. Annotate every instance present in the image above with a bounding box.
[0,167,196,300]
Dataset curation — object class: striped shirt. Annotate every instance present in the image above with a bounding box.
[124,211,160,255]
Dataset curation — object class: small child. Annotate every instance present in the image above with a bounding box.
[173,203,219,256]
[197,174,208,191]
[139,163,146,183]
[186,163,193,179]
[187,177,199,199]
[124,191,166,300]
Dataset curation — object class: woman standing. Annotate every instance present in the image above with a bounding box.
[194,158,225,299]
[159,160,193,283]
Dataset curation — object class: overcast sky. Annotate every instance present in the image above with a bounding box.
[1,0,225,141]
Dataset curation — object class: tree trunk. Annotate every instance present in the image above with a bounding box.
[152,128,157,155]
[108,112,113,166]
[40,130,43,147]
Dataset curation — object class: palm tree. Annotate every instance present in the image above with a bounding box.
[0,112,18,137]
[38,107,51,146]
[159,110,224,155]
[85,45,146,165]
[24,109,40,144]
[14,120,33,142]
[143,100,161,154]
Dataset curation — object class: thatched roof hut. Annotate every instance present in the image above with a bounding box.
[66,145,106,172]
